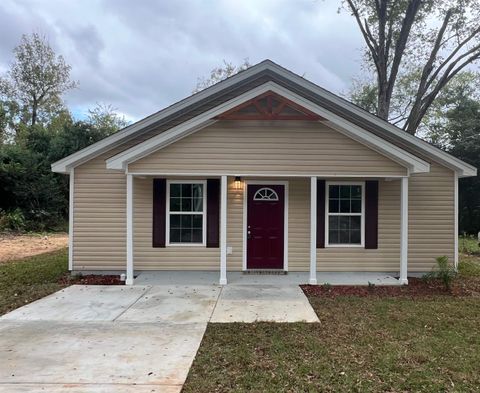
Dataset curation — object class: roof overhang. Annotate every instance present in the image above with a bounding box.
[106,82,430,175]
[52,59,476,177]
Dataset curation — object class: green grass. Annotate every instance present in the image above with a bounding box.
[0,248,68,315]
[185,297,480,393]
[185,248,480,392]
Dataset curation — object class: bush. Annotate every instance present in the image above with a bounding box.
[424,256,457,291]
[0,208,26,231]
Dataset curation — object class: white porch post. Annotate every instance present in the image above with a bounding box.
[219,175,228,285]
[126,173,134,285]
[68,168,74,271]
[309,176,318,285]
[399,177,409,285]
[454,172,459,270]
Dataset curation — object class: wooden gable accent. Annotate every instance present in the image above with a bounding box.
[216,91,323,121]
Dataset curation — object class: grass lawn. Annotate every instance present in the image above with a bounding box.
[0,248,69,316]
[184,254,480,392]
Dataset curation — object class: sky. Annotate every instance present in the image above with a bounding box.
[0,0,365,122]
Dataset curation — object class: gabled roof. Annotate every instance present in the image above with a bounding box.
[105,83,430,174]
[52,60,476,177]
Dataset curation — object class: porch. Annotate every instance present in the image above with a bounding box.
[134,271,401,286]
[123,174,410,286]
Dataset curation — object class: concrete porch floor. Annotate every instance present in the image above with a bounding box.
[134,271,401,286]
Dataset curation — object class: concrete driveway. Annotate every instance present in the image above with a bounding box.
[0,283,318,392]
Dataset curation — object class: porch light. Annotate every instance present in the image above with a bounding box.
[234,176,243,190]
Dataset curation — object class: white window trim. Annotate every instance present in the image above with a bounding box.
[165,179,207,247]
[325,181,365,248]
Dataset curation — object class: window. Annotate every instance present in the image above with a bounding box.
[326,183,364,246]
[253,187,279,201]
[167,181,206,245]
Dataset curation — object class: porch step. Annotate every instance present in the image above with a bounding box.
[243,270,287,275]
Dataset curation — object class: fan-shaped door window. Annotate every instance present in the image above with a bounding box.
[253,187,279,201]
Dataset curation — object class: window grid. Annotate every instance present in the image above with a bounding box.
[166,181,206,246]
[326,182,364,247]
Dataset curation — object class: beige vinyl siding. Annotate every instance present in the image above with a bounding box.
[128,121,407,176]
[131,177,311,271]
[72,129,174,271]
[133,177,220,270]
[408,162,455,271]
[72,121,454,274]
[227,177,243,270]
[73,151,127,270]
[287,179,311,270]
[316,179,401,272]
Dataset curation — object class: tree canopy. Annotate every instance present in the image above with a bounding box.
[193,59,251,94]
[344,0,480,134]
[0,33,77,130]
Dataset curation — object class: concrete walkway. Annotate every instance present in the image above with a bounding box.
[0,282,318,392]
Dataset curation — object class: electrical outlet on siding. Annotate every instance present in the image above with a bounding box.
[227,246,233,255]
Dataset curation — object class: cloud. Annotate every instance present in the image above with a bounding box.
[0,0,364,120]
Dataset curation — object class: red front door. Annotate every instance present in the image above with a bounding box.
[247,184,285,269]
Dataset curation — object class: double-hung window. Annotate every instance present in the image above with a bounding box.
[167,181,206,245]
[326,182,364,246]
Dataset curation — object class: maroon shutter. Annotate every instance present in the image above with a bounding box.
[206,179,220,248]
[152,178,166,248]
[365,180,379,249]
[317,179,326,248]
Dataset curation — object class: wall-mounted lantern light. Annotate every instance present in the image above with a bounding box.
[234,176,243,190]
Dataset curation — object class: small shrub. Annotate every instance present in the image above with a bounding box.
[0,209,26,231]
[423,256,457,291]
[322,283,332,290]
[368,281,376,290]
[459,235,480,256]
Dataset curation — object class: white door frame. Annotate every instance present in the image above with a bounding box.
[242,180,289,271]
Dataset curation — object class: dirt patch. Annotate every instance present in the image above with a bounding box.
[0,233,68,263]
[301,277,480,298]
[59,274,124,285]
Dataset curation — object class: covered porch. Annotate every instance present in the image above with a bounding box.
[124,174,410,286]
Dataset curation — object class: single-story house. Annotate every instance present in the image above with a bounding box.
[52,60,476,285]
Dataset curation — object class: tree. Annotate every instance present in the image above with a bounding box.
[343,0,480,134]
[350,71,480,135]
[420,76,480,235]
[0,33,77,128]
[87,103,129,135]
[193,59,251,93]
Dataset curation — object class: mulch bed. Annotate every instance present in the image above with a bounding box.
[58,274,124,285]
[301,277,480,298]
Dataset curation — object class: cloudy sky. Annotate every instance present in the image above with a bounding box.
[0,0,365,121]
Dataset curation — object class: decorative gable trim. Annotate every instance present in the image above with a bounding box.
[216,91,322,121]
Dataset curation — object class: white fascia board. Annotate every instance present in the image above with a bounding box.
[52,61,274,174]
[265,62,476,177]
[266,84,430,173]
[107,81,429,174]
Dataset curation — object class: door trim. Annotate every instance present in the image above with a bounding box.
[242,180,289,271]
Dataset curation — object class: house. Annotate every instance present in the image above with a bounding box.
[52,60,477,285]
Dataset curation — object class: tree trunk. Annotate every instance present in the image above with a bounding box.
[31,100,37,126]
